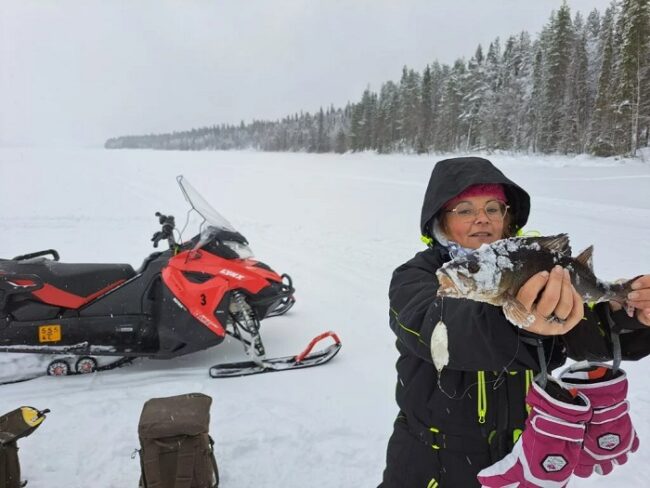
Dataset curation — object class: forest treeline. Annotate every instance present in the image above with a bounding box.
[106,1,650,157]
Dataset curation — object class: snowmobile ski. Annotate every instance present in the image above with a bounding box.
[209,331,341,378]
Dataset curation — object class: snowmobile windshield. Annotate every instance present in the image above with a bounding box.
[177,175,254,259]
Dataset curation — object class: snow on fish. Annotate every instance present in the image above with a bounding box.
[436,234,639,328]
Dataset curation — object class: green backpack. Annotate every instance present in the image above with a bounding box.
[137,393,219,488]
[0,406,49,488]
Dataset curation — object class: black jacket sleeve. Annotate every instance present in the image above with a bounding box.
[389,249,540,371]
[562,304,650,362]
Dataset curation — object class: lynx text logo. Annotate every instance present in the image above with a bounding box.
[219,269,245,280]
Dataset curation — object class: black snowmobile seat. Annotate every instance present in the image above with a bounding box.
[0,259,136,306]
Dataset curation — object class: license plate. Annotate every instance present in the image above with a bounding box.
[38,325,61,343]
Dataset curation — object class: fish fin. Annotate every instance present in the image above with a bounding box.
[605,275,644,307]
[535,234,572,256]
[574,245,594,272]
[503,297,535,329]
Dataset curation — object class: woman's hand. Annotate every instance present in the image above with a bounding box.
[515,265,584,335]
[610,274,650,327]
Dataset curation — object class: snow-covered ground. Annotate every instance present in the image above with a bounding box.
[1,147,649,487]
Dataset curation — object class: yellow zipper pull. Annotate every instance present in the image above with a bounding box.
[477,371,487,424]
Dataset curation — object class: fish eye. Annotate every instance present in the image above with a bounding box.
[467,261,480,274]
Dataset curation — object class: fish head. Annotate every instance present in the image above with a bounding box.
[436,243,512,303]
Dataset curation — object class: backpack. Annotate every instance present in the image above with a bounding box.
[137,393,219,488]
[0,406,49,488]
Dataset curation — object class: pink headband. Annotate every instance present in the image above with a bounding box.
[444,184,507,209]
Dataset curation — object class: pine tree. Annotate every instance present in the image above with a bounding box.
[541,3,574,152]
[460,45,487,150]
[527,45,545,152]
[316,107,327,152]
[429,62,446,150]
[417,65,433,153]
[437,59,466,151]
[617,0,650,155]
[398,67,421,150]
[335,129,347,153]
[376,81,400,153]
[591,4,618,155]
[512,32,534,150]
[584,9,602,147]
[349,102,364,151]
[560,14,590,153]
[480,39,502,150]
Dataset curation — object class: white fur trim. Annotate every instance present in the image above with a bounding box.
[432,218,450,246]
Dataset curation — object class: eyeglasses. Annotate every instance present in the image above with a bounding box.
[445,200,509,223]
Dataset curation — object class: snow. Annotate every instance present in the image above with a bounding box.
[1,147,649,487]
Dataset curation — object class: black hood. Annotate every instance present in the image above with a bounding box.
[420,157,530,238]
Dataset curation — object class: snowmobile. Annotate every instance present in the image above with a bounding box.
[0,176,341,381]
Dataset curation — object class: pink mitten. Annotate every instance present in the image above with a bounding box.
[560,362,640,477]
[477,377,591,488]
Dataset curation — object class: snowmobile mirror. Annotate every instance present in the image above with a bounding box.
[152,212,177,249]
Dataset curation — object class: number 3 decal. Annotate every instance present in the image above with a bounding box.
[200,294,207,306]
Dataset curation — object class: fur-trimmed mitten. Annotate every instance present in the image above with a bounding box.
[477,377,591,487]
[559,362,639,477]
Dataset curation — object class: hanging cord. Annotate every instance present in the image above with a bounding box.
[435,297,524,402]
[604,305,622,374]
[535,339,548,389]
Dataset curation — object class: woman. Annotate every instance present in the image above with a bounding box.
[380,157,650,487]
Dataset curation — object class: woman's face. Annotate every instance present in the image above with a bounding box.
[441,195,507,250]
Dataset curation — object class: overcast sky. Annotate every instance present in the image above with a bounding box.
[0,0,615,147]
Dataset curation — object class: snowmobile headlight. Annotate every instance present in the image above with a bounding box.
[223,241,254,259]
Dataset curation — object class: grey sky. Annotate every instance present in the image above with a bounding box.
[0,0,614,147]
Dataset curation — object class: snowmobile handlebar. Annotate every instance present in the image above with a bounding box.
[151,212,177,249]
[12,249,60,262]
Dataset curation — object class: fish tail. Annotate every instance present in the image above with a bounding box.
[603,275,643,306]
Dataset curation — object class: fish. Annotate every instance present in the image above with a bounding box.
[435,234,639,328]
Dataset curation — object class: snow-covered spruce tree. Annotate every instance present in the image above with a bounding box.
[315,108,327,153]
[436,59,466,151]
[591,4,618,156]
[349,102,364,151]
[361,89,378,150]
[417,65,434,153]
[460,45,487,151]
[513,32,535,151]
[376,81,399,153]
[527,44,545,152]
[584,9,602,146]
[560,13,590,154]
[397,67,421,151]
[541,3,574,153]
[429,62,447,151]
[617,0,650,156]
[498,33,533,151]
[479,40,503,151]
